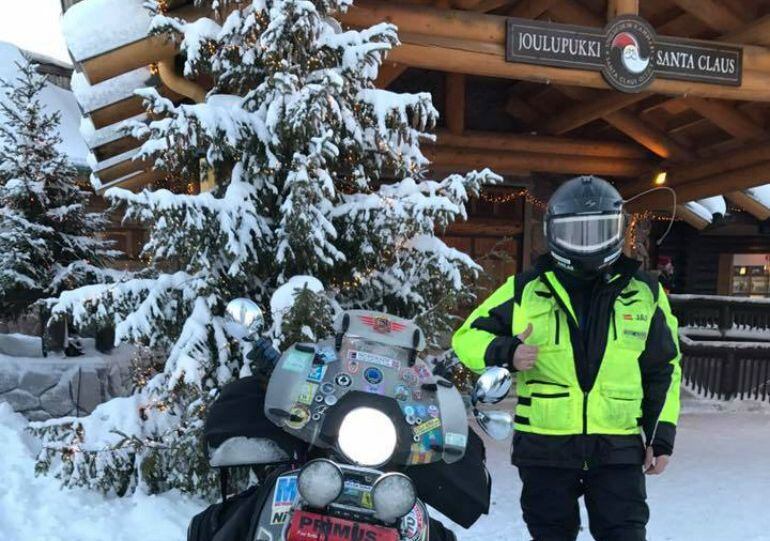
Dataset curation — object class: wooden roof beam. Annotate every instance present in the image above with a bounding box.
[725,191,770,220]
[504,0,558,18]
[343,2,770,102]
[721,15,770,47]
[542,92,649,135]
[626,160,770,209]
[426,146,651,177]
[607,0,638,18]
[435,130,650,159]
[621,140,770,198]
[684,97,767,141]
[375,62,407,88]
[603,110,694,161]
[96,169,164,194]
[462,0,512,12]
[387,38,770,102]
[546,0,604,27]
[446,218,523,236]
[503,94,543,127]
[669,0,748,34]
[675,204,710,230]
[554,86,693,160]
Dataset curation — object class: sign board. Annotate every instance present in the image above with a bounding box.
[506,15,742,93]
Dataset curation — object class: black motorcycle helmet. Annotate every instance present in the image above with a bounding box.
[544,176,627,276]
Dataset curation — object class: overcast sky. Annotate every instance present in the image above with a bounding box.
[1,1,70,63]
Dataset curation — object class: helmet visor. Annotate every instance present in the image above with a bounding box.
[550,213,624,254]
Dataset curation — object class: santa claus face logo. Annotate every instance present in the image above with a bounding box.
[602,16,656,93]
[612,32,650,74]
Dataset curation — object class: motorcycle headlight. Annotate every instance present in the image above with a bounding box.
[337,407,397,466]
[371,472,417,523]
[298,459,344,508]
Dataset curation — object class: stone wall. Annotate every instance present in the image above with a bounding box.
[0,334,133,421]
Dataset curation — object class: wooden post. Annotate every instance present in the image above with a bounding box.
[445,73,466,135]
[607,0,638,18]
[521,194,533,270]
[375,62,407,88]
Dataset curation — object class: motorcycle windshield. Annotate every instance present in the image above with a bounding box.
[265,312,468,466]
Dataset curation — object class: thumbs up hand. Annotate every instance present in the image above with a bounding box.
[513,323,539,372]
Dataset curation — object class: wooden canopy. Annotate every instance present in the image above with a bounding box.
[63,0,770,222]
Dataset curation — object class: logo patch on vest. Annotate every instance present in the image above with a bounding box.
[623,329,647,340]
[622,313,648,322]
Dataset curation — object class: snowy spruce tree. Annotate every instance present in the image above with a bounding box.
[0,61,116,320]
[32,0,499,497]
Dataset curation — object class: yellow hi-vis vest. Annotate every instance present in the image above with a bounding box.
[453,270,681,437]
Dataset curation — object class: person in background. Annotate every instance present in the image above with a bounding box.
[657,255,675,294]
[452,176,681,541]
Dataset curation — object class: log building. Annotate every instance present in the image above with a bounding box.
[60,0,770,296]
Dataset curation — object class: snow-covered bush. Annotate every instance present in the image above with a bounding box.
[0,61,117,319]
[32,0,499,497]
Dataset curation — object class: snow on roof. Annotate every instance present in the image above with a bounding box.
[0,42,88,168]
[684,201,715,224]
[71,67,156,113]
[62,0,151,63]
[747,185,770,209]
[684,195,726,224]
[22,50,73,72]
[80,114,146,150]
[696,195,726,216]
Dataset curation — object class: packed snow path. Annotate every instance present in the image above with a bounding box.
[1,403,769,540]
[466,407,770,541]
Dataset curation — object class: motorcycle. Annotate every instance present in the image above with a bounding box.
[196,298,509,541]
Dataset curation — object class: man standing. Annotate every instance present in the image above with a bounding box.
[453,176,681,541]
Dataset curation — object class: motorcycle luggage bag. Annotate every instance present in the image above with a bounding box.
[205,376,306,466]
[404,428,491,529]
[188,465,290,541]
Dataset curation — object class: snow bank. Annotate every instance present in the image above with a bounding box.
[62,0,151,63]
[0,403,205,541]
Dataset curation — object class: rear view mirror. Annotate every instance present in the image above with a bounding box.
[225,298,264,336]
[474,409,514,441]
[472,367,512,405]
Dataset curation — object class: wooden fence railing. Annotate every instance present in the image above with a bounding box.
[679,337,770,401]
[669,294,770,336]
[669,295,770,402]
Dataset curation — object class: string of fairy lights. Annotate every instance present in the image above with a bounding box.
[477,188,680,223]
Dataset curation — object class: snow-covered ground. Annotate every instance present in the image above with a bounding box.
[1,399,770,541]
[467,401,770,541]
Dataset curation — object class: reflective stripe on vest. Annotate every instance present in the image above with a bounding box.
[512,275,655,436]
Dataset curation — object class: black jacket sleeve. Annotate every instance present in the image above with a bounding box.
[452,276,520,372]
[639,302,681,456]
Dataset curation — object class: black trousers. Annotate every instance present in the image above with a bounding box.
[518,465,648,541]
